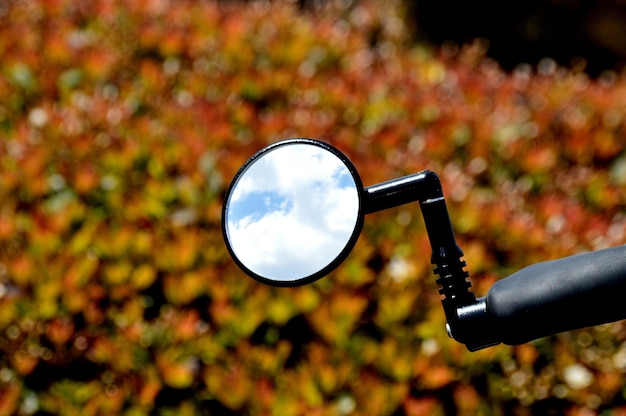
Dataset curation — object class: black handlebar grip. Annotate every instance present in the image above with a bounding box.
[486,245,626,345]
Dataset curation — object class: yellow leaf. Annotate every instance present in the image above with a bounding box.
[164,271,204,305]
[131,264,157,289]
[159,358,195,389]
[103,261,133,285]
[267,296,294,325]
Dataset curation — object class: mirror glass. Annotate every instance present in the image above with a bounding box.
[223,139,363,286]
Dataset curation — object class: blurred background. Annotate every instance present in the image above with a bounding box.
[1,0,626,414]
[410,0,626,76]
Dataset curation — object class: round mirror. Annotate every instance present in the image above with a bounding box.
[222,138,364,286]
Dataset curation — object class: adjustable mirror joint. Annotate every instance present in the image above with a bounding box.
[363,171,499,351]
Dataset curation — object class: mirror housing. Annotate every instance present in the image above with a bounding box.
[222,138,365,286]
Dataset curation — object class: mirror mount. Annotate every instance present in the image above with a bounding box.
[364,171,500,351]
[224,139,626,352]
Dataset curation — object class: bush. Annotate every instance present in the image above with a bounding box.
[1,1,625,415]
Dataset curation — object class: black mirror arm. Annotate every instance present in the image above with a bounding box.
[363,170,499,351]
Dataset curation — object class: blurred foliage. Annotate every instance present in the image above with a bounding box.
[1,0,626,415]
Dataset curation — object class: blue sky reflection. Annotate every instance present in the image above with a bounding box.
[226,143,360,282]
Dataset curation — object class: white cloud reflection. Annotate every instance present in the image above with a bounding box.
[226,143,360,282]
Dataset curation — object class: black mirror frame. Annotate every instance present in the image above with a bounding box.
[221,138,366,287]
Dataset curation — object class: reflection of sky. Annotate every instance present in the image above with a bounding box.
[226,143,359,282]
[228,191,290,224]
